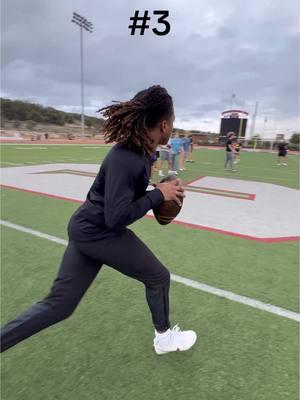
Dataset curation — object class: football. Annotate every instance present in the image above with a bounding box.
[153,174,183,225]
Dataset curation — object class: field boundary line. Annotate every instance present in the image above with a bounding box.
[1,219,299,323]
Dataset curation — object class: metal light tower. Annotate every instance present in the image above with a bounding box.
[71,12,93,138]
[250,101,259,138]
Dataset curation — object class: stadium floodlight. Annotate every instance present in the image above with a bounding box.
[71,12,93,138]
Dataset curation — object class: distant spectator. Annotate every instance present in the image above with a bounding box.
[150,149,159,181]
[277,141,288,166]
[224,132,237,172]
[186,135,194,163]
[158,141,172,177]
[170,132,183,175]
[233,142,241,164]
[179,136,190,171]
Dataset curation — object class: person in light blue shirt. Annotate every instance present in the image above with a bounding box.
[179,136,191,170]
[170,132,183,174]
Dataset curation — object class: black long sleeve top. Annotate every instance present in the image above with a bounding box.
[68,143,164,241]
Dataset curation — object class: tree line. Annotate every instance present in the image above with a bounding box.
[1,98,104,128]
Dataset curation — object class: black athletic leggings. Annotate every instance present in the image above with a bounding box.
[1,229,170,352]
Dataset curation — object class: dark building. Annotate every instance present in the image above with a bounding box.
[219,110,249,144]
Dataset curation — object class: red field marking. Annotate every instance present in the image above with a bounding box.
[0,184,83,204]
[183,176,255,200]
[1,184,299,243]
[184,176,205,185]
[144,216,299,243]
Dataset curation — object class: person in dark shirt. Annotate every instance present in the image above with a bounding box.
[1,86,197,355]
[224,132,237,171]
[277,141,288,166]
[186,135,194,163]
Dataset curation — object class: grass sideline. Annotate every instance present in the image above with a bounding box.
[1,144,299,400]
[1,143,299,188]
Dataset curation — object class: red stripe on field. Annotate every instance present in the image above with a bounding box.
[144,216,299,243]
[185,176,205,185]
[1,184,299,243]
[185,176,256,200]
[0,184,83,204]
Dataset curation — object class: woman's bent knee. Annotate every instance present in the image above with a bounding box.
[145,267,170,288]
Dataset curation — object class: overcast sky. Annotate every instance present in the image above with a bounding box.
[1,0,299,137]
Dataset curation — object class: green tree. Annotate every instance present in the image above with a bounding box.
[290,133,300,145]
[28,110,42,123]
[0,98,105,127]
[26,121,36,130]
[65,116,74,124]
[85,119,92,128]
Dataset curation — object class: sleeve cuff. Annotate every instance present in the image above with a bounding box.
[146,188,164,209]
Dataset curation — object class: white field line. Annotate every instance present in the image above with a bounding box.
[0,162,23,166]
[1,219,299,323]
[16,147,48,150]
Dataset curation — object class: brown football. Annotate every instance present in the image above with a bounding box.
[153,175,183,225]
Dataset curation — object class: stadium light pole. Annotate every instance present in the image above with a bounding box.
[71,12,93,138]
[250,101,259,138]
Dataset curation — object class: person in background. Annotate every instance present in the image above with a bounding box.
[170,131,183,175]
[179,135,190,171]
[186,135,194,163]
[157,141,172,177]
[224,132,237,172]
[277,140,288,166]
[233,141,241,164]
[150,150,158,182]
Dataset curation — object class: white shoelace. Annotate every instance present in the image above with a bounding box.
[171,324,181,333]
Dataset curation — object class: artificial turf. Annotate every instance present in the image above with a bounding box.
[1,144,299,400]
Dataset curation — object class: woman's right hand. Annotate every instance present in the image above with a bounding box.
[155,179,185,206]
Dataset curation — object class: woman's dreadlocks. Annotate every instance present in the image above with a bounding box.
[98,85,173,155]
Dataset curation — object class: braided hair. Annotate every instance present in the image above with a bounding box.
[98,85,173,155]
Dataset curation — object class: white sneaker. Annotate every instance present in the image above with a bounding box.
[168,170,173,174]
[158,171,165,177]
[153,324,197,355]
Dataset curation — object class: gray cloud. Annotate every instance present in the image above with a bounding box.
[1,0,299,136]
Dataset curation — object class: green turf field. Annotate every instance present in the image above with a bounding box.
[1,144,299,400]
[1,143,299,188]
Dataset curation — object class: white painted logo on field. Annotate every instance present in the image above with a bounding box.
[1,164,299,240]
